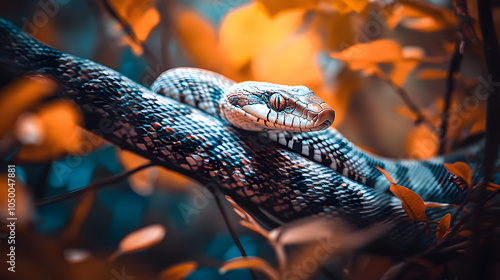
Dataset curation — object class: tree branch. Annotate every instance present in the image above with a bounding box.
[438,39,465,154]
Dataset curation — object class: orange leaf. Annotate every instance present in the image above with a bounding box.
[341,0,369,13]
[417,69,448,80]
[436,214,451,242]
[375,166,397,185]
[119,150,193,193]
[396,106,419,121]
[108,0,160,55]
[390,59,419,87]
[256,0,368,17]
[219,3,305,68]
[390,184,427,221]
[487,182,500,191]
[175,9,220,70]
[15,101,83,161]
[252,28,322,87]
[401,17,448,32]
[63,188,97,244]
[444,162,472,189]
[110,224,166,260]
[226,196,269,238]
[219,257,279,280]
[458,230,472,237]
[331,39,404,64]
[424,202,452,208]
[256,0,318,17]
[387,1,456,32]
[0,76,57,139]
[160,261,197,280]
[376,166,427,221]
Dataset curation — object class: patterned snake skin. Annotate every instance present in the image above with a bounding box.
[152,68,492,205]
[0,18,497,254]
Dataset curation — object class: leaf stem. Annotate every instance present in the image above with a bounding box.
[36,162,157,206]
[213,193,258,280]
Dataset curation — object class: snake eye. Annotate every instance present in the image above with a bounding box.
[270,93,286,112]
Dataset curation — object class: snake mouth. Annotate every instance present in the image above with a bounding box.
[310,109,335,131]
[321,120,331,127]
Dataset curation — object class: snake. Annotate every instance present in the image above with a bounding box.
[0,18,498,255]
[151,68,489,204]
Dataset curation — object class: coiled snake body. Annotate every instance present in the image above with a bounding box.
[0,18,498,254]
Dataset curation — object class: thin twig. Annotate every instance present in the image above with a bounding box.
[383,77,437,131]
[213,192,258,280]
[100,0,158,69]
[36,162,157,206]
[438,39,465,154]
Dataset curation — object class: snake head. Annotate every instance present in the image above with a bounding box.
[221,82,335,132]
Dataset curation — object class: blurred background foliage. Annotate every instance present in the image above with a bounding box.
[0,0,496,279]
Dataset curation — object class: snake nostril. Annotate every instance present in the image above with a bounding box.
[321,120,331,127]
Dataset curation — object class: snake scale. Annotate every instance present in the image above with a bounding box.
[0,18,498,254]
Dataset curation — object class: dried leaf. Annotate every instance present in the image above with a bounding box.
[401,17,447,32]
[424,202,452,208]
[63,188,97,244]
[270,218,342,246]
[0,76,57,138]
[417,69,449,80]
[252,28,322,87]
[110,224,166,260]
[396,106,419,121]
[219,3,305,68]
[15,101,83,161]
[119,150,156,196]
[219,257,279,280]
[390,184,427,221]
[331,39,404,64]
[108,0,160,55]
[375,166,397,185]
[225,196,269,238]
[377,167,427,221]
[256,0,318,17]
[436,214,451,242]
[487,182,500,191]
[160,261,197,280]
[175,9,220,70]
[256,0,368,16]
[272,217,387,250]
[444,162,472,189]
[387,1,456,32]
[458,230,472,237]
[119,150,193,193]
[390,59,420,87]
